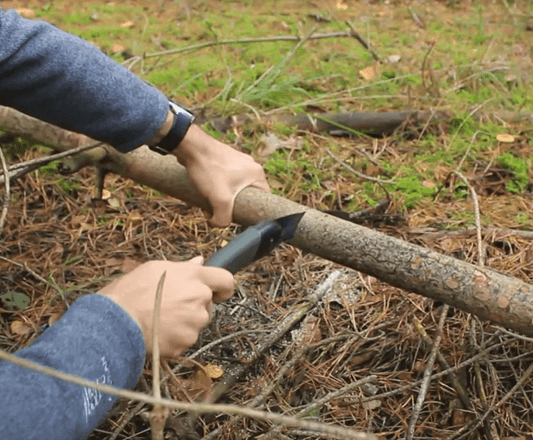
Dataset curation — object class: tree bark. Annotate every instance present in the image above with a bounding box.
[2,106,533,336]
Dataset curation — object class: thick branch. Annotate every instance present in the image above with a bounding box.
[2,106,533,336]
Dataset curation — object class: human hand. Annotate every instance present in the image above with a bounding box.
[174,125,270,227]
[99,257,234,358]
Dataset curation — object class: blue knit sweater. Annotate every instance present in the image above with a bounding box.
[0,8,169,152]
[0,8,172,439]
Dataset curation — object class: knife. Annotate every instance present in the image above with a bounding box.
[205,212,305,274]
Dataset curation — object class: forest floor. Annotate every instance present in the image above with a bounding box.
[1,0,533,439]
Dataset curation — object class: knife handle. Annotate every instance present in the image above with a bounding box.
[204,228,262,274]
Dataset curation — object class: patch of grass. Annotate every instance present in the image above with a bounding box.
[68,25,133,41]
[60,12,94,25]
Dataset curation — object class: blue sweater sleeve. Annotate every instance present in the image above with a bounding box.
[0,8,169,152]
[0,294,146,440]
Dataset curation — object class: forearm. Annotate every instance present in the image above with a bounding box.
[0,8,168,152]
[0,295,145,440]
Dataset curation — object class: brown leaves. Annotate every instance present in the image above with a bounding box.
[15,8,35,19]
[258,133,302,157]
[10,320,34,337]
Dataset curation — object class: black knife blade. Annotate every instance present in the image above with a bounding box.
[205,212,305,274]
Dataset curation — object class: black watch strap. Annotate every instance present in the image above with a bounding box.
[149,101,195,155]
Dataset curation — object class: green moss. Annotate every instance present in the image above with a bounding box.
[497,153,529,193]
[390,175,437,209]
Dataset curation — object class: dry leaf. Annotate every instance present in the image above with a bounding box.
[120,20,135,28]
[336,0,348,10]
[204,364,224,379]
[11,320,33,336]
[496,133,515,143]
[100,189,111,200]
[321,179,337,191]
[505,74,517,83]
[386,54,401,63]
[259,133,283,156]
[258,134,302,157]
[107,197,121,208]
[110,43,127,54]
[362,399,381,410]
[359,65,378,80]
[16,8,35,19]
[48,312,64,327]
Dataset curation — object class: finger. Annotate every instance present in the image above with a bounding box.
[189,256,204,265]
[200,267,235,302]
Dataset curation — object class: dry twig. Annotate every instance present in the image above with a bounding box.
[133,32,355,60]
[150,271,170,440]
[0,147,10,236]
[345,21,382,63]
[325,147,395,185]
[210,270,341,403]
[407,305,449,440]
[413,318,472,411]
[0,348,379,440]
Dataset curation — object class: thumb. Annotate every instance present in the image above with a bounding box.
[189,256,204,265]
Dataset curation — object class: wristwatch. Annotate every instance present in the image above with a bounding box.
[149,101,195,155]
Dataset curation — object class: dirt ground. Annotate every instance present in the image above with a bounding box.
[1,0,533,439]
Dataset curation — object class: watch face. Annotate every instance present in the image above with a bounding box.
[169,101,194,119]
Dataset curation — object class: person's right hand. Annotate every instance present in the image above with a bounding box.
[99,257,234,358]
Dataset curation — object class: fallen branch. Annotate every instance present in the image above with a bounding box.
[2,107,533,337]
[0,147,10,235]
[345,20,382,63]
[0,349,377,440]
[136,31,356,60]
[204,108,533,136]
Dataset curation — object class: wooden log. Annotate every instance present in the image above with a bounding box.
[2,106,533,336]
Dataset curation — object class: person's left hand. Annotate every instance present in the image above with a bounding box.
[173,125,270,227]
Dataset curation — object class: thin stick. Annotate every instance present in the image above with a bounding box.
[448,363,533,440]
[409,226,533,240]
[209,271,341,403]
[0,147,10,236]
[453,171,484,265]
[468,323,494,440]
[263,375,377,439]
[407,306,449,440]
[0,256,48,285]
[0,348,378,440]
[202,341,309,440]
[240,26,318,98]
[139,32,354,60]
[109,401,146,440]
[408,6,425,28]
[325,147,395,185]
[345,21,382,63]
[150,271,169,440]
[8,141,104,172]
[413,318,472,411]
[188,329,263,361]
